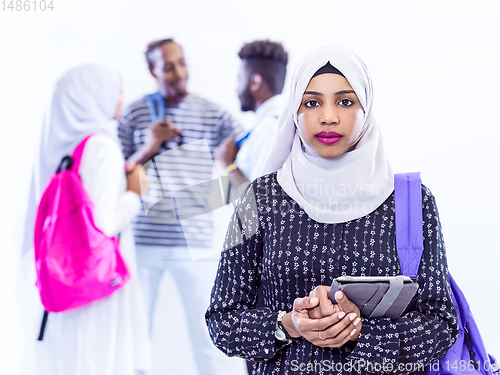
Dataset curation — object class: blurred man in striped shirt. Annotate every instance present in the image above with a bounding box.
[118,38,243,375]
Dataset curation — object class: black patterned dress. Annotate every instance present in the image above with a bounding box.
[206,172,458,375]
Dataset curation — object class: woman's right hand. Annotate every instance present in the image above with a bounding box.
[308,285,339,319]
[282,293,362,348]
[126,162,149,197]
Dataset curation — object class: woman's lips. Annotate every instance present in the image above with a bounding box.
[316,131,342,145]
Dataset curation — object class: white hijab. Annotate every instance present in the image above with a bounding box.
[260,46,394,223]
[21,64,122,261]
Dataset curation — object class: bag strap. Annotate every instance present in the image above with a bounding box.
[394,172,424,278]
[144,92,166,123]
[71,134,97,173]
[37,310,49,341]
[368,276,405,318]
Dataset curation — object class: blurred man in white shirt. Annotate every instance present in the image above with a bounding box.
[216,40,288,200]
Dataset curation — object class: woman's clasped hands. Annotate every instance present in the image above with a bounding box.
[126,162,150,197]
[282,286,362,348]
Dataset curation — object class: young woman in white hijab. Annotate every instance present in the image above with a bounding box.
[206,46,458,374]
[25,64,152,375]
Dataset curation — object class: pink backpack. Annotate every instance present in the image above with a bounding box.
[34,134,130,337]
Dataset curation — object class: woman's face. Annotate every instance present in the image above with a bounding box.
[297,73,364,159]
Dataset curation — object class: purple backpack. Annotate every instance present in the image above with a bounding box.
[395,173,498,375]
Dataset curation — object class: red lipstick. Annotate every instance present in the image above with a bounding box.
[316,131,342,145]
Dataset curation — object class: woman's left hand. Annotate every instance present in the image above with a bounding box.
[308,288,363,346]
[126,162,149,197]
[308,285,339,319]
[320,291,362,345]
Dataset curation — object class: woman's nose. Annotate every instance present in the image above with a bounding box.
[320,105,339,125]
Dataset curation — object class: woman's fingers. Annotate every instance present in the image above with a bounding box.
[308,286,335,319]
[335,291,361,316]
[349,316,362,341]
[325,313,359,339]
[295,311,344,340]
[320,313,355,340]
[314,328,352,348]
[290,296,321,338]
[293,296,319,312]
[308,306,323,320]
[315,313,362,347]
[291,292,362,348]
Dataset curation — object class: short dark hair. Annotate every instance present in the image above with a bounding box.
[145,38,176,69]
[238,40,288,95]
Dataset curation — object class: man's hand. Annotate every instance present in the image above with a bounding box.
[146,119,181,152]
[127,119,182,166]
[215,136,239,168]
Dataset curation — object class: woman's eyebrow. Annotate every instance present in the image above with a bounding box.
[303,91,322,96]
[335,90,356,95]
[303,89,356,96]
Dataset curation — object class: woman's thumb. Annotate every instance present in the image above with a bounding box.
[309,297,319,306]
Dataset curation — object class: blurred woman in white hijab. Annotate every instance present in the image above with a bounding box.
[206,46,457,374]
[24,64,151,375]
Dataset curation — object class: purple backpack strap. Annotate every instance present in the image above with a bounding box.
[394,172,424,278]
[395,173,499,374]
[71,134,97,173]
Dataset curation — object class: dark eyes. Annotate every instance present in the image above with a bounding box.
[304,100,320,108]
[339,99,354,106]
[304,99,354,108]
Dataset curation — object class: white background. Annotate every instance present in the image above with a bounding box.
[1,0,499,374]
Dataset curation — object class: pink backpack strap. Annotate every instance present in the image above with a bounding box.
[71,134,98,172]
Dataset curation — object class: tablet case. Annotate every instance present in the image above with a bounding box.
[327,173,423,319]
[328,276,418,319]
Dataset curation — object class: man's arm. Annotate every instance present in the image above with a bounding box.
[215,136,249,191]
[212,107,247,201]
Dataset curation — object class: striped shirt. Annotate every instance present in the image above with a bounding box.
[118,93,243,248]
